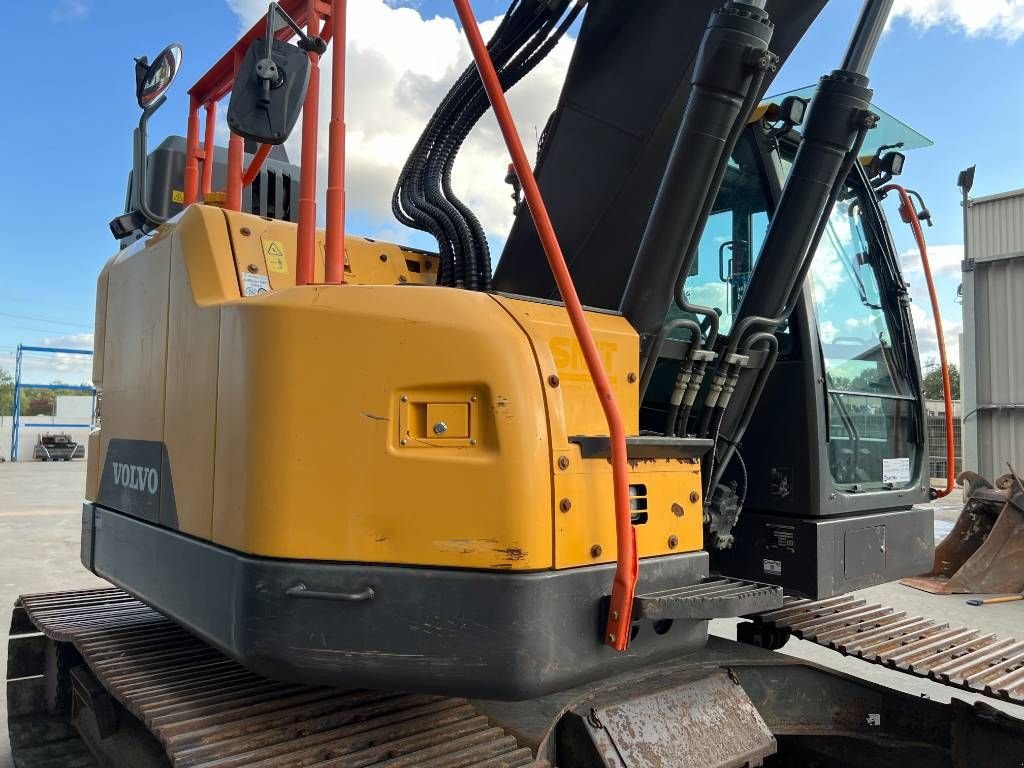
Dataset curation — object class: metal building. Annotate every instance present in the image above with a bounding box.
[960,184,1024,482]
[925,399,963,481]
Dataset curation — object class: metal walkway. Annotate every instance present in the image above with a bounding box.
[9,588,549,768]
[749,594,1024,706]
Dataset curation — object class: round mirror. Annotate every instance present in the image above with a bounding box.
[137,43,183,109]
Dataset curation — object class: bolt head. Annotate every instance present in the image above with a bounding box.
[432,422,447,435]
[469,438,477,446]
[689,491,700,503]
[379,253,388,262]
[559,498,572,513]
[668,535,679,549]
[247,264,259,274]
[557,456,570,470]
[627,372,637,384]
[548,374,560,388]
[399,438,408,446]
[240,227,252,236]
[400,395,409,402]
[590,544,602,558]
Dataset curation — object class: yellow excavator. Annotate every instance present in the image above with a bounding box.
[8,0,1024,765]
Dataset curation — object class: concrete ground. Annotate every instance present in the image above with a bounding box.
[1,462,1022,766]
[0,462,105,766]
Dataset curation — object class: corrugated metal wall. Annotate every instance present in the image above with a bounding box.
[961,188,1024,481]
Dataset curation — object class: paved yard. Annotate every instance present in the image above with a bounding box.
[0,462,104,766]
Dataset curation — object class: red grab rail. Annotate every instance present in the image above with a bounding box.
[880,183,955,498]
[182,0,346,286]
[451,0,638,651]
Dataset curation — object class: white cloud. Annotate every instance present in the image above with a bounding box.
[895,242,963,365]
[225,0,574,242]
[892,0,1024,40]
[10,334,96,385]
[809,241,845,300]
[50,0,89,23]
[819,319,839,344]
[908,301,961,368]
[899,243,963,277]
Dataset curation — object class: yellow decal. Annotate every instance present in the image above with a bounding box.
[549,337,618,382]
[261,239,289,274]
[171,189,184,204]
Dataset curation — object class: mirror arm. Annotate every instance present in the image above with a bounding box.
[133,95,170,230]
[267,2,327,54]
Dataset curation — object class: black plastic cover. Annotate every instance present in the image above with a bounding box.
[125,136,299,230]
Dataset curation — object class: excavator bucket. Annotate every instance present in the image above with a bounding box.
[902,470,1024,594]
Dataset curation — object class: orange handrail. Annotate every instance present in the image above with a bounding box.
[295,2,324,286]
[200,102,217,197]
[452,0,638,651]
[324,0,347,285]
[880,183,955,498]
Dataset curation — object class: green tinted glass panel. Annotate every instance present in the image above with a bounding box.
[809,187,918,489]
[763,86,933,157]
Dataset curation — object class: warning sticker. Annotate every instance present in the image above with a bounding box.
[763,559,782,576]
[171,189,184,204]
[261,238,289,274]
[241,272,271,297]
[881,457,911,484]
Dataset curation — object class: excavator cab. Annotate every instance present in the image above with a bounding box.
[79,0,933,702]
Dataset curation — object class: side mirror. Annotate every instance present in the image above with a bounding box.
[227,38,310,145]
[136,44,183,110]
[111,43,184,240]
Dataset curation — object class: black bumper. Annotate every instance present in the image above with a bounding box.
[81,502,709,700]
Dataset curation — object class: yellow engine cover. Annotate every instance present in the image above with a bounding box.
[87,205,703,571]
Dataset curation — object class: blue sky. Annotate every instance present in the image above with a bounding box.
[2,0,1022,384]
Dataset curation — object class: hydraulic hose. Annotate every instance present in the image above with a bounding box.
[437,3,583,287]
[638,318,702,399]
[395,0,576,288]
[709,331,778,492]
[429,10,565,287]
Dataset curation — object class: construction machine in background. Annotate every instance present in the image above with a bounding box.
[8,0,1024,765]
[32,433,84,462]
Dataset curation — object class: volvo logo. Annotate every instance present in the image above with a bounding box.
[112,462,159,495]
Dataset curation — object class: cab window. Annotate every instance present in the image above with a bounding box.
[808,186,918,489]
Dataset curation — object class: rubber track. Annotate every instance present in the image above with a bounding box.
[751,594,1024,705]
[14,588,550,768]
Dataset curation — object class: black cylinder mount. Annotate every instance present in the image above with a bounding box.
[619,1,776,352]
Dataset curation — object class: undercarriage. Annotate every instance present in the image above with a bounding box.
[9,588,1024,768]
